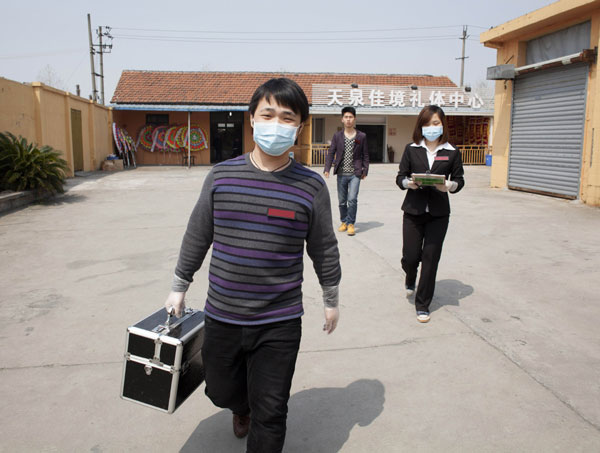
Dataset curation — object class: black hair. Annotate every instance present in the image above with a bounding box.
[248,78,309,123]
[412,105,449,144]
[341,106,356,117]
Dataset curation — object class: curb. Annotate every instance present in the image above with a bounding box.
[0,189,53,215]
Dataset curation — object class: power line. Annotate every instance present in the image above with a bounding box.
[111,24,475,35]
[0,49,86,60]
[64,53,88,85]
[109,23,492,46]
[111,34,459,44]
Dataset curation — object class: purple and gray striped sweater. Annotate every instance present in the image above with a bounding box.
[173,154,341,325]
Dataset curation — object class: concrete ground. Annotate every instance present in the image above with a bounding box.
[1,164,599,452]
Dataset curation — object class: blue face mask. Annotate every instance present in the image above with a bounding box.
[422,125,443,142]
[253,121,298,156]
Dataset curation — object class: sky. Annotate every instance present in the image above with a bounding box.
[0,0,556,103]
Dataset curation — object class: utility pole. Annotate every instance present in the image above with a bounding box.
[87,14,113,104]
[95,25,113,105]
[87,14,97,102]
[98,25,105,104]
[456,25,469,88]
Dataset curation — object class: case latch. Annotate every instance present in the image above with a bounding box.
[152,307,194,334]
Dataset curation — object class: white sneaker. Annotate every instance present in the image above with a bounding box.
[416,311,430,323]
[406,286,415,297]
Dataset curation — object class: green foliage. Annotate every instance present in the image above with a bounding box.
[0,132,69,193]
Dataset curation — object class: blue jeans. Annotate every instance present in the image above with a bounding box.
[337,174,361,225]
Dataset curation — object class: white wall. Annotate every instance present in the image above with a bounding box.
[315,113,494,162]
[320,115,341,144]
[315,113,418,163]
[386,115,417,163]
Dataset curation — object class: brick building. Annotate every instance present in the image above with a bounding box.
[111,71,493,166]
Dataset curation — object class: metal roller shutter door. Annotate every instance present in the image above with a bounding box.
[508,63,588,199]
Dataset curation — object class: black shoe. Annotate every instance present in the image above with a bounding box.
[233,413,251,438]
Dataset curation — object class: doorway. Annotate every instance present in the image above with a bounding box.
[508,63,587,199]
[357,125,385,163]
[70,109,84,171]
[210,112,244,163]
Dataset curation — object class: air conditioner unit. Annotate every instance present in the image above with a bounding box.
[486,64,515,80]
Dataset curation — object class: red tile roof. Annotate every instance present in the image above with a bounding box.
[111,70,457,105]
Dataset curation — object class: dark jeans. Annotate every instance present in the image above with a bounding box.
[401,212,449,312]
[202,316,302,453]
[337,174,361,225]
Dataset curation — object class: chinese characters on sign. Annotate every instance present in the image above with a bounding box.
[326,87,484,109]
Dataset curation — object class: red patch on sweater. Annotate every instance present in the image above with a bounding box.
[268,208,295,220]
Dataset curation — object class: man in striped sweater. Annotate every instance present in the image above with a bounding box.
[165,78,341,452]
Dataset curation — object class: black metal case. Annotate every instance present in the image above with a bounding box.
[121,308,205,414]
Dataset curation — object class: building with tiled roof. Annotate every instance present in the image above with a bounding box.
[111,70,493,166]
[111,70,458,105]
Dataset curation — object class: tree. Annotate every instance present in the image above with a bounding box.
[474,79,494,98]
[36,64,67,91]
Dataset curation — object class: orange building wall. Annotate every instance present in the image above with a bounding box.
[113,111,211,165]
[482,3,600,205]
[243,112,254,154]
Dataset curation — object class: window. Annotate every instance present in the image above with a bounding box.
[312,117,325,143]
[146,114,169,125]
[526,21,591,65]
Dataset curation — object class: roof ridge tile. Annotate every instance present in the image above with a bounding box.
[111,70,458,104]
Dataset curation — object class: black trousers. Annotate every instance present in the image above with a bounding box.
[401,212,449,312]
[201,316,302,453]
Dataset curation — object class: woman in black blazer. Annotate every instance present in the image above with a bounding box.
[395,105,464,323]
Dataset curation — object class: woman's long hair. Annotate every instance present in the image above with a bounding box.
[412,105,449,144]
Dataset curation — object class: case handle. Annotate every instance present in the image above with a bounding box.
[152,307,195,334]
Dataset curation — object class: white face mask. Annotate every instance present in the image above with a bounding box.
[252,121,298,156]
[422,125,443,142]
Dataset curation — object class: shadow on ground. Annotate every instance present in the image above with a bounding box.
[405,279,473,313]
[430,279,474,313]
[180,379,385,453]
[38,193,87,206]
[354,221,384,233]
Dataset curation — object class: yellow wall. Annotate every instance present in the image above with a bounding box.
[293,115,312,164]
[0,77,113,176]
[482,2,600,205]
[91,102,112,171]
[581,10,600,205]
[0,78,37,140]
[488,40,520,188]
[35,85,71,170]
